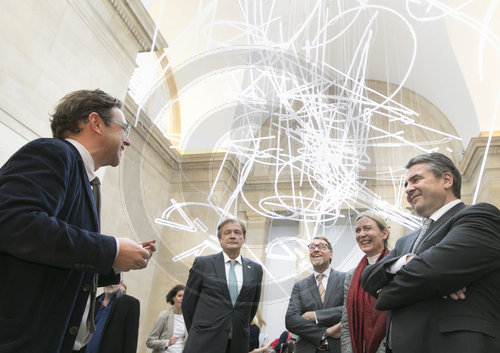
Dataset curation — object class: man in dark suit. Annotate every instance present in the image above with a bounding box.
[182,218,263,353]
[0,89,156,352]
[286,236,345,353]
[361,152,500,353]
[86,282,140,353]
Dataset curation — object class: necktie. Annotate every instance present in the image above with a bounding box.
[317,273,325,303]
[412,218,434,252]
[90,177,101,222]
[88,177,101,333]
[228,260,238,306]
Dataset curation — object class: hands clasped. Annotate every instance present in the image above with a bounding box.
[113,238,157,271]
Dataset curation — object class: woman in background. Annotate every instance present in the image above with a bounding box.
[146,284,187,353]
[249,309,272,353]
[340,212,390,353]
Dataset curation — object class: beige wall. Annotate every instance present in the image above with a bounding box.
[0,0,169,351]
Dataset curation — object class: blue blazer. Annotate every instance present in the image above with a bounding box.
[182,252,263,353]
[0,138,119,352]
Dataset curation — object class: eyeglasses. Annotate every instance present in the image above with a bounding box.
[308,243,330,250]
[101,117,131,139]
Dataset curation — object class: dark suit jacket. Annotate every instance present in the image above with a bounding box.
[0,138,119,352]
[361,202,500,353]
[182,252,263,353]
[92,291,140,353]
[285,268,345,353]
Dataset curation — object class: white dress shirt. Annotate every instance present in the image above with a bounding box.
[313,266,332,324]
[313,266,332,292]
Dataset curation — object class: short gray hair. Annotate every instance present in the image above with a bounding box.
[405,152,461,198]
[217,218,247,239]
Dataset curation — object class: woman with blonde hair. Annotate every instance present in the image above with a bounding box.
[340,212,390,353]
[249,309,272,353]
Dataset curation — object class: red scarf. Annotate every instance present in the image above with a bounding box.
[346,248,389,353]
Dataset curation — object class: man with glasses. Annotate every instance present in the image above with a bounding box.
[0,89,156,352]
[286,236,345,353]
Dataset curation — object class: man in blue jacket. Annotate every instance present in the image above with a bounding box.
[0,89,156,352]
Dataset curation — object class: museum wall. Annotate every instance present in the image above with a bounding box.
[1,1,499,351]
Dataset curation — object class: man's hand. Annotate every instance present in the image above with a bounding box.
[301,311,316,322]
[114,238,156,271]
[141,240,157,255]
[442,287,467,300]
[405,253,416,263]
[325,322,340,339]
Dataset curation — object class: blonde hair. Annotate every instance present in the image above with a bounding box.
[251,308,267,328]
[356,212,390,247]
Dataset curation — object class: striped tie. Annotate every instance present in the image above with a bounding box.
[317,273,325,302]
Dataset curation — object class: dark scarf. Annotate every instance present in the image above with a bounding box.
[346,248,389,353]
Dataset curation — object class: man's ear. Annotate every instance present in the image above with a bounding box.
[442,172,453,190]
[88,112,103,135]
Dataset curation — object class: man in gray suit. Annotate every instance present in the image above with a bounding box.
[182,218,263,353]
[361,152,500,353]
[286,236,345,353]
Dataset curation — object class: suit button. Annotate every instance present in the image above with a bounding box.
[68,326,79,335]
[82,285,90,292]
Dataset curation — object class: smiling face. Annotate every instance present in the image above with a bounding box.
[355,216,388,257]
[308,238,332,273]
[101,107,131,167]
[218,222,245,258]
[405,163,453,218]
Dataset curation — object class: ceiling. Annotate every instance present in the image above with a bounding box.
[136,0,499,153]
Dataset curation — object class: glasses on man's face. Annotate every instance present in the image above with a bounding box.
[101,117,131,139]
[308,243,329,251]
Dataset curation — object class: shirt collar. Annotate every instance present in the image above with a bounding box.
[428,199,462,222]
[65,138,95,182]
[367,253,381,265]
[223,251,242,265]
[314,266,331,279]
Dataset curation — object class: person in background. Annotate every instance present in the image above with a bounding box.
[120,282,127,294]
[86,281,140,353]
[286,235,345,353]
[182,218,263,353]
[147,284,187,353]
[340,213,389,353]
[249,309,271,353]
[269,330,294,353]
